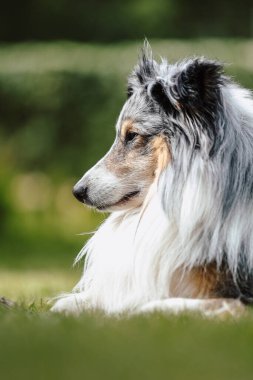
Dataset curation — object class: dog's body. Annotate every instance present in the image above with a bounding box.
[52,44,253,317]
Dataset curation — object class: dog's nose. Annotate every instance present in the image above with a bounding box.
[72,184,89,203]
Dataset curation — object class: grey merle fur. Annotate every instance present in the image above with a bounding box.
[126,44,253,304]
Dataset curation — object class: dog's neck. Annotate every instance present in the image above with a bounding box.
[74,192,176,312]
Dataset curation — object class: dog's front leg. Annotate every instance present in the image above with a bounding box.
[136,298,246,318]
[51,292,89,316]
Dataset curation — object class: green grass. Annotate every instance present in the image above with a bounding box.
[1,269,253,380]
[1,302,253,380]
[1,265,253,380]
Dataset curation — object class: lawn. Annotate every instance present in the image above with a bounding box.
[1,300,253,380]
[1,39,253,380]
[1,261,253,380]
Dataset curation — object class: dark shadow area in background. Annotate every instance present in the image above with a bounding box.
[0,0,252,42]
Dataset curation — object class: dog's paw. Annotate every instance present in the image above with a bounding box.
[136,298,246,319]
[136,298,204,315]
[51,293,87,316]
[200,299,246,319]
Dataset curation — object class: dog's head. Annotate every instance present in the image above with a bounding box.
[73,43,224,212]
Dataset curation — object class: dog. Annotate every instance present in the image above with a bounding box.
[52,42,253,317]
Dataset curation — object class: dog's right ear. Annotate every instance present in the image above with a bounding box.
[148,80,175,113]
[148,59,223,114]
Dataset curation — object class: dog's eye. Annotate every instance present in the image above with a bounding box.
[125,131,138,144]
[127,88,133,99]
[127,87,133,98]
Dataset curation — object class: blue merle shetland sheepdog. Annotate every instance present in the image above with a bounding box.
[52,42,253,317]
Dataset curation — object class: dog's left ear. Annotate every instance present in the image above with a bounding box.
[175,58,224,107]
[149,58,223,112]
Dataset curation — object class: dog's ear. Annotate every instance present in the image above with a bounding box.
[128,40,157,97]
[148,58,223,112]
[174,58,224,107]
[148,80,175,113]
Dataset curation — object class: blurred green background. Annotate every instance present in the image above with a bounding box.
[1,2,253,379]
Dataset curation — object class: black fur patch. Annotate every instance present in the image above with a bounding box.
[135,49,156,85]
[215,256,253,305]
[149,81,175,114]
[127,46,227,156]
[127,85,133,98]
[174,59,224,108]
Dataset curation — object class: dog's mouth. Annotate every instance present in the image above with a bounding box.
[96,190,140,211]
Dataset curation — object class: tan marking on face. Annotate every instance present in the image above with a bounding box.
[152,135,171,180]
[120,119,134,140]
[104,119,137,176]
[105,132,171,184]
[103,125,171,209]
